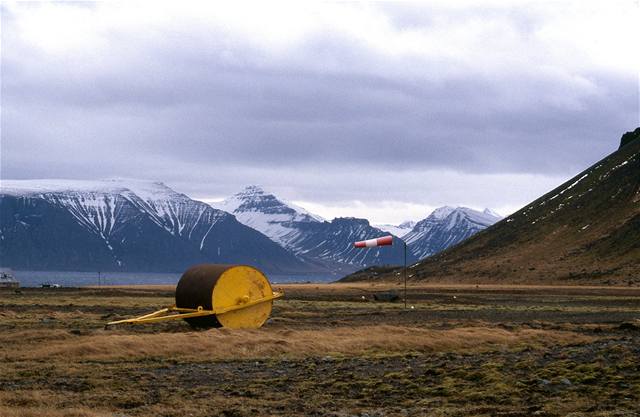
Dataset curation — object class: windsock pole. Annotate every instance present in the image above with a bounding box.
[354,235,408,309]
[403,239,407,309]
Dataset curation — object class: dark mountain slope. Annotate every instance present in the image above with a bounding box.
[342,129,640,285]
[0,196,117,271]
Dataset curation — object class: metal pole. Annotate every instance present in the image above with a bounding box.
[404,240,407,309]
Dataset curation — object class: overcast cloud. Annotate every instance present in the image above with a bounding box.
[1,1,638,223]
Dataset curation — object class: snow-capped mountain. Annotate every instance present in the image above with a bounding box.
[374,220,416,238]
[284,217,416,272]
[211,185,323,249]
[0,179,307,273]
[212,186,416,272]
[2,179,224,251]
[404,206,502,259]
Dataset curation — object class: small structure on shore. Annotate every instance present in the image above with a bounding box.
[0,271,19,289]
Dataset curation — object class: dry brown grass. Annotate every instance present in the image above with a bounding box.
[92,281,640,295]
[12,325,590,362]
[0,406,109,417]
[2,287,637,417]
[0,391,111,417]
[0,328,73,345]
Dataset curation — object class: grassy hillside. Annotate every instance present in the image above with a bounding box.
[342,129,640,285]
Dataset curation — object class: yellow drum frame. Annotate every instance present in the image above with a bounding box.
[108,264,283,329]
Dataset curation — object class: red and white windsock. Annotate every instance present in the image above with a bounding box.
[354,235,393,248]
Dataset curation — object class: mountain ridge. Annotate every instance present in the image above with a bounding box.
[0,179,310,273]
[1,181,507,275]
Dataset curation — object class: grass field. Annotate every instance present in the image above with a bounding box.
[1,283,639,416]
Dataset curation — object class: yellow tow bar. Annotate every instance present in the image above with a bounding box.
[107,291,284,326]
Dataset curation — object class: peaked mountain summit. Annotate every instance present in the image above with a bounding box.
[212,185,323,248]
[404,206,502,259]
[0,179,308,273]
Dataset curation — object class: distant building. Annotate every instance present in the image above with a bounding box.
[0,271,19,289]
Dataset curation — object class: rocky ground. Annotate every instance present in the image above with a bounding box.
[1,283,639,417]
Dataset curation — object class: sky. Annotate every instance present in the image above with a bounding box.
[1,1,638,224]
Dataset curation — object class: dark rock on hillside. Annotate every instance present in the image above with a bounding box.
[619,127,640,149]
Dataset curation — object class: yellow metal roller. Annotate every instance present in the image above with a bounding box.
[108,264,283,329]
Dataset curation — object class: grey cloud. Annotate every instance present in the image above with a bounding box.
[1,2,638,212]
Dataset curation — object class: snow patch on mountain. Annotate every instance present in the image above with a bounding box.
[211,185,323,248]
[430,206,456,220]
[483,208,502,218]
[287,201,325,222]
[374,220,416,238]
[1,179,128,196]
[404,206,502,259]
[1,178,230,242]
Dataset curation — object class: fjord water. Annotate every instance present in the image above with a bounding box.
[12,270,337,287]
